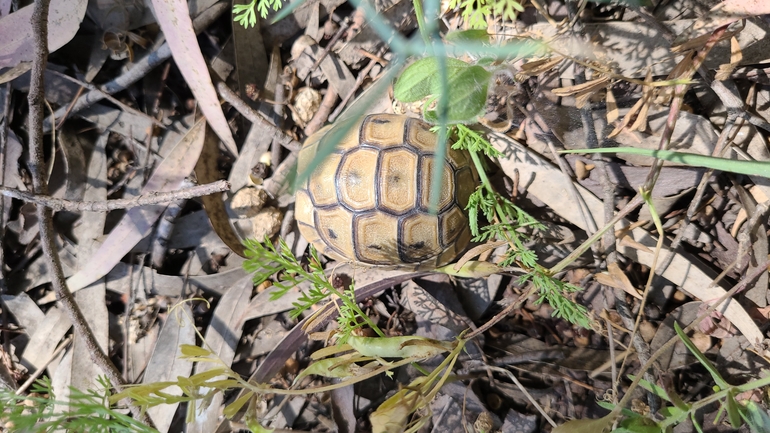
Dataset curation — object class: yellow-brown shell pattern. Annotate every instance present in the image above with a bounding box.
[295,114,477,267]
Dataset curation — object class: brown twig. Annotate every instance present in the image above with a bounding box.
[217,82,301,152]
[0,180,229,212]
[356,48,389,65]
[304,87,338,136]
[26,0,154,427]
[465,287,535,340]
[1,81,11,365]
[328,47,386,123]
[51,70,166,130]
[308,17,350,72]
[43,2,228,133]
[271,77,287,167]
[15,335,73,394]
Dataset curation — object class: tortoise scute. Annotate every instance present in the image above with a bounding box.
[295,113,478,267]
[400,213,441,263]
[338,148,378,211]
[419,158,454,212]
[380,149,418,215]
[355,213,400,264]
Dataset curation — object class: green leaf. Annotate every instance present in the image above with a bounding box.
[424,62,491,123]
[633,375,673,403]
[180,344,212,357]
[394,57,449,102]
[445,29,490,43]
[726,392,743,428]
[437,260,500,277]
[691,412,706,433]
[615,415,664,433]
[741,400,770,433]
[223,392,253,418]
[552,415,617,433]
[559,147,770,179]
[673,322,729,389]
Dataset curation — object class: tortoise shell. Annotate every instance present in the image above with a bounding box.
[295,114,477,267]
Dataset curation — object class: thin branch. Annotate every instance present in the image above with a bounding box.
[217,82,301,152]
[304,87,338,136]
[308,17,350,72]
[0,180,230,212]
[50,70,166,130]
[26,0,154,427]
[43,2,228,132]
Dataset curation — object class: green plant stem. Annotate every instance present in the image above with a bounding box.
[549,194,644,275]
[469,150,525,260]
[326,284,385,338]
[658,375,770,429]
[412,0,430,45]
[606,253,757,423]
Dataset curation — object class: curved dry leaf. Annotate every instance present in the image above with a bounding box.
[490,132,770,358]
[0,0,87,69]
[674,0,770,48]
[67,119,207,291]
[151,0,237,155]
[144,304,196,433]
[594,263,643,300]
[195,126,246,257]
[188,276,253,433]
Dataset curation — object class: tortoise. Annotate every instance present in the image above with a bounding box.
[294,114,477,268]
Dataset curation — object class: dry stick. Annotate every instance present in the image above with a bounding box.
[465,286,537,340]
[304,87,338,136]
[217,82,301,152]
[1,82,11,372]
[56,85,85,130]
[42,2,229,133]
[308,17,351,72]
[356,47,389,65]
[0,180,230,212]
[50,70,166,130]
[731,66,770,84]
[656,118,738,274]
[26,1,154,427]
[15,335,73,394]
[270,78,287,168]
[608,256,767,424]
[328,48,386,123]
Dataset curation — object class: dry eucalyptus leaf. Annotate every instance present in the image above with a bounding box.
[188,276,253,433]
[143,304,196,433]
[595,263,642,300]
[490,133,769,358]
[67,119,207,291]
[151,0,237,155]
[0,0,87,69]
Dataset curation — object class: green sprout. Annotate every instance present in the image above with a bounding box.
[242,237,384,341]
[447,124,591,328]
[0,377,157,433]
[447,0,524,29]
[233,0,284,28]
